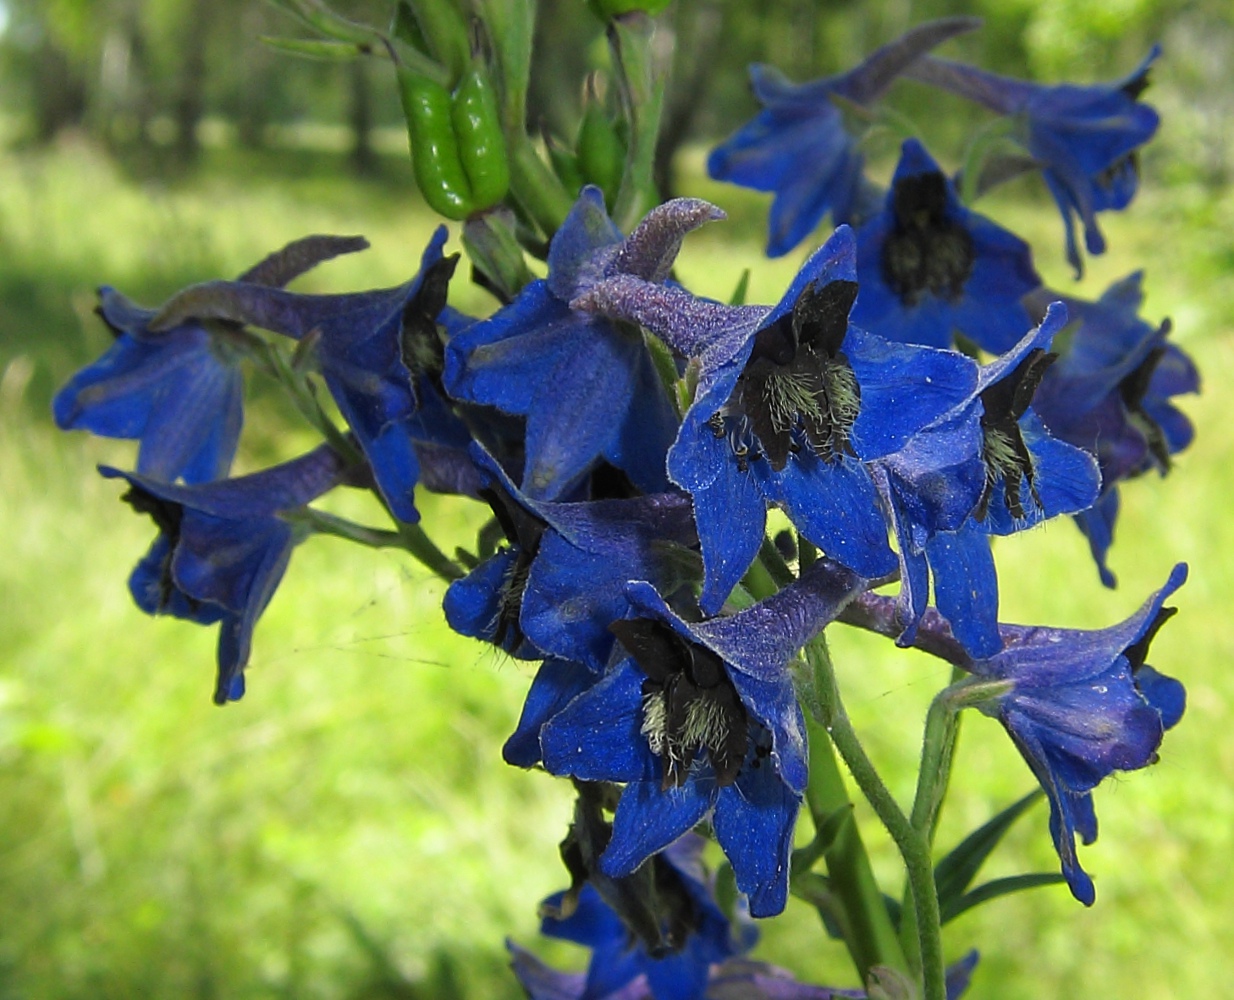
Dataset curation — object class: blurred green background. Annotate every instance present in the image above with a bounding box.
[0,0,1231,997]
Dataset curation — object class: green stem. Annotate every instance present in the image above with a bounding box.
[898,667,964,972]
[806,637,947,1000]
[290,509,406,549]
[396,522,466,582]
[508,136,574,237]
[803,712,909,981]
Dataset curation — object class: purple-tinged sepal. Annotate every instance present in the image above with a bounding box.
[578,226,978,612]
[147,228,477,523]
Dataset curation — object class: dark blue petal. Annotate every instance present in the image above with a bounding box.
[541,660,654,784]
[714,762,800,917]
[926,527,1001,659]
[758,452,896,579]
[1074,489,1120,588]
[676,428,768,615]
[845,326,979,459]
[504,659,598,768]
[601,775,714,880]
[547,186,623,302]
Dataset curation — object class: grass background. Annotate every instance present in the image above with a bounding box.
[1,131,1231,999]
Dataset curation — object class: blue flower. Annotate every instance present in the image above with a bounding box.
[875,304,1101,656]
[966,564,1187,904]
[852,139,1040,353]
[53,237,367,483]
[1029,274,1198,585]
[707,19,979,257]
[576,225,978,613]
[444,188,723,500]
[908,49,1161,275]
[541,558,868,917]
[148,229,478,524]
[443,443,699,677]
[510,834,749,1000]
[100,444,349,703]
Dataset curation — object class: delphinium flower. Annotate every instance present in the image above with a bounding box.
[444,187,724,501]
[509,834,752,1000]
[907,48,1161,275]
[1028,275,1198,585]
[439,444,700,765]
[100,443,351,703]
[510,833,981,998]
[147,228,479,523]
[575,225,978,613]
[53,235,367,484]
[541,557,868,917]
[874,304,1101,656]
[841,563,1186,905]
[707,18,980,257]
[851,138,1041,354]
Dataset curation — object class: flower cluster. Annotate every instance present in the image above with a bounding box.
[53,10,1197,1000]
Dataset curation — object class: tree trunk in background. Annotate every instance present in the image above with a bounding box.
[654,0,725,200]
[349,59,378,177]
[174,0,213,163]
[32,38,87,142]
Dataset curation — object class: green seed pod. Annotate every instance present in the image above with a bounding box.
[395,65,475,220]
[451,64,510,211]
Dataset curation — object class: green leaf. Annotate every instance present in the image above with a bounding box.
[941,873,1067,923]
[259,36,365,60]
[728,268,750,306]
[934,789,1043,913]
[390,0,430,53]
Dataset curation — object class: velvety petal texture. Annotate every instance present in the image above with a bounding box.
[874,305,1101,655]
[100,444,348,703]
[54,292,244,485]
[707,19,979,256]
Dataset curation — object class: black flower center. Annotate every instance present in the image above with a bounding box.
[121,486,190,613]
[1118,339,1171,473]
[881,171,974,307]
[400,252,460,399]
[479,482,545,649]
[609,618,749,790]
[710,280,861,473]
[975,347,1057,522]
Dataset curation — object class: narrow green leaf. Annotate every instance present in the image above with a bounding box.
[941,873,1067,923]
[934,790,1043,911]
[259,36,364,61]
[728,268,750,306]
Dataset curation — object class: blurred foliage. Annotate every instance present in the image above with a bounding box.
[0,0,1232,183]
[0,1,1232,998]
